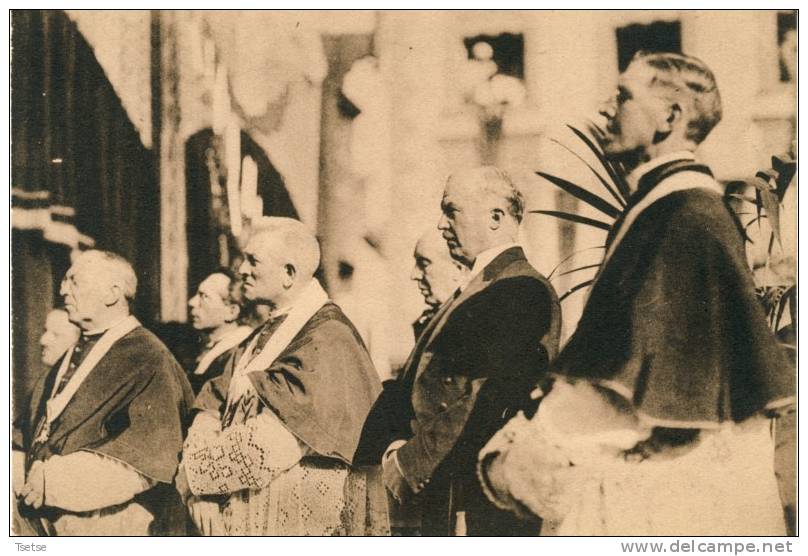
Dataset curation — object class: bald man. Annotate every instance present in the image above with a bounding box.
[177,217,388,536]
[410,229,467,339]
[13,250,194,536]
[381,167,561,536]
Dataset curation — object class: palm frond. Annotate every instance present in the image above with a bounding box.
[773,285,795,332]
[758,185,782,250]
[558,263,602,278]
[566,124,631,200]
[529,210,612,231]
[547,245,606,280]
[744,214,768,231]
[559,279,594,302]
[535,171,622,219]
[548,137,627,207]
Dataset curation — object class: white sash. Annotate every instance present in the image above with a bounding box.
[44,316,141,433]
[193,325,253,376]
[602,170,724,268]
[225,280,329,409]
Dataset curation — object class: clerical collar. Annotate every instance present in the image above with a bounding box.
[462,242,518,291]
[605,153,713,250]
[82,315,132,337]
[628,151,696,191]
[206,324,252,349]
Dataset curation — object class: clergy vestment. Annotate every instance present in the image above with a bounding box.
[479,156,794,535]
[15,317,194,536]
[358,245,560,536]
[184,280,390,536]
[187,325,252,395]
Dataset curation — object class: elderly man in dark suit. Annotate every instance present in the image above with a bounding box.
[380,166,561,536]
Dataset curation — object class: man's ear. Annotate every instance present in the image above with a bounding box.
[224,302,240,323]
[657,101,682,133]
[104,284,123,307]
[489,208,504,231]
[652,102,681,144]
[282,264,297,289]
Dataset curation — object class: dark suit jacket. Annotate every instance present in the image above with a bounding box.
[358,246,560,533]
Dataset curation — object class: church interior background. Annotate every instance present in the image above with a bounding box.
[11,10,796,412]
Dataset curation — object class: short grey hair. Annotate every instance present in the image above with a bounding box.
[448,166,525,223]
[249,217,321,279]
[76,249,138,303]
[633,51,722,144]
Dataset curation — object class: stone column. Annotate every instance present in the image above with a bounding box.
[522,11,615,340]
[376,11,451,364]
[154,10,188,321]
[317,33,374,290]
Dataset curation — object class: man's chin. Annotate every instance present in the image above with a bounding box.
[242,285,255,299]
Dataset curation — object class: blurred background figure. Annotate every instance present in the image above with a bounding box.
[39,308,81,368]
[187,269,252,394]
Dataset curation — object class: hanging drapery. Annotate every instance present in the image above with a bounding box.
[11,10,160,416]
[12,9,160,314]
[185,128,298,292]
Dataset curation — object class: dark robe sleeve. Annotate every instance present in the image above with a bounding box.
[246,309,382,465]
[193,354,235,415]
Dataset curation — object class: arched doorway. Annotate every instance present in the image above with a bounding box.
[184,128,298,293]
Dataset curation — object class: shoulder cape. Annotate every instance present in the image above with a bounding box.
[204,303,382,465]
[26,327,194,483]
[554,182,794,427]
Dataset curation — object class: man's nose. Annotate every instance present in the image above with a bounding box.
[437,213,449,231]
[188,295,198,309]
[59,279,68,297]
[410,265,421,281]
[599,96,616,119]
[237,260,249,276]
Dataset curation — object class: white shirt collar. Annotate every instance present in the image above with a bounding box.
[207,324,253,349]
[628,151,696,191]
[462,242,519,291]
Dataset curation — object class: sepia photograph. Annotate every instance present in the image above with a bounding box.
[7,6,799,542]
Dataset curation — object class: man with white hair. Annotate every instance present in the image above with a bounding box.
[13,250,194,535]
[177,217,389,536]
[378,167,561,536]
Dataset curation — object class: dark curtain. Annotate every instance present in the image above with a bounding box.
[185,128,297,292]
[11,10,160,415]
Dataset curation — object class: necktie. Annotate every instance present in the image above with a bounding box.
[53,334,100,397]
